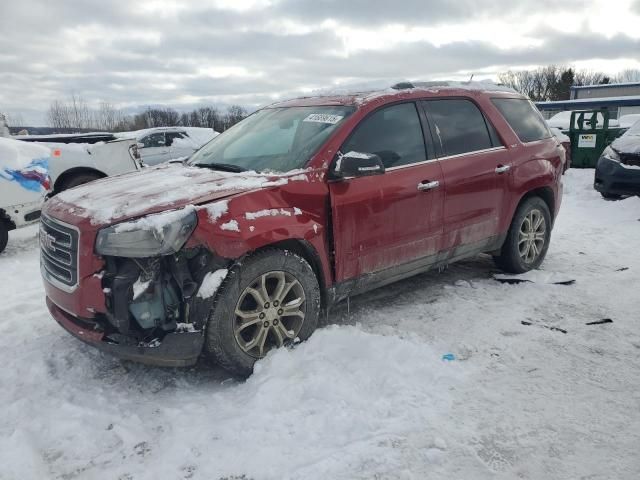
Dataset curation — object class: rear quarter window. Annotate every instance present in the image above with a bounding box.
[492,98,551,143]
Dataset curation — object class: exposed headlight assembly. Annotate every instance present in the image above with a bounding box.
[96,208,197,257]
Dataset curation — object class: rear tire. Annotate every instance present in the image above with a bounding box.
[0,221,8,254]
[493,196,552,274]
[205,249,321,376]
[59,173,103,192]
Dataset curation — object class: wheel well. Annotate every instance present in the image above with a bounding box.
[519,186,555,222]
[257,239,328,307]
[0,209,16,231]
[53,167,107,194]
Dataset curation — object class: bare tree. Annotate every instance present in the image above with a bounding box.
[616,69,640,83]
[222,105,247,130]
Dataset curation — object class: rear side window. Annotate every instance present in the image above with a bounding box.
[342,102,427,168]
[142,133,165,148]
[492,98,551,143]
[422,99,493,156]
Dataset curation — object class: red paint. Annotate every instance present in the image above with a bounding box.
[42,87,564,324]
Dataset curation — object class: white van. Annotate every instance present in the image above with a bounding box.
[0,137,51,254]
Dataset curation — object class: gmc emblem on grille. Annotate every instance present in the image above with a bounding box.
[40,232,56,251]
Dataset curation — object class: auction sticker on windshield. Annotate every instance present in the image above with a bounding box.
[303,113,344,124]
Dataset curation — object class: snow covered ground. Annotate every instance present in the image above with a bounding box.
[1,169,639,480]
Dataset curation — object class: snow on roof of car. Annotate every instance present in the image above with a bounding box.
[115,127,219,147]
[269,80,520,108]
[0,137,50,170]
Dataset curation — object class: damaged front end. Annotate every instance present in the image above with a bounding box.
[98,246,228,365]
[47,207,231,366]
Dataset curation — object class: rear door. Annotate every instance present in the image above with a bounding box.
[421,98,511,253]
[329,102,445,281]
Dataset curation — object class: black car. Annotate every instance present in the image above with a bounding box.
[595,121,640,199]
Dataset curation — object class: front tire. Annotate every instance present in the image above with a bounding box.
[59,173,103,192]
[205,249,321,376]
[493,197,552,274]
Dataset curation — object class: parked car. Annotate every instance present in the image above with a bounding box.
[549,127,572,170]
[116,127,218,165]
[617,114,640,130]
[0,138,51,254]
[594,119,640,199]
[41,82,566,375]
[16,136,143,194]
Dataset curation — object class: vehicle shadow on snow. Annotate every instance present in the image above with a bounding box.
[327,254,498,327]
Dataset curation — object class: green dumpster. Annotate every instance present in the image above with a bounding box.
[567,109,626,168]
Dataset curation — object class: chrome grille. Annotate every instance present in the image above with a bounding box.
[40,215,79,290]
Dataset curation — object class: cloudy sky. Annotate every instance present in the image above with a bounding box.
[2,0,640,125]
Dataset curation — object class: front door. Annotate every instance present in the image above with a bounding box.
[329,102,445,282]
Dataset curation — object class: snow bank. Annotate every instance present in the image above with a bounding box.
[3,170,640,479]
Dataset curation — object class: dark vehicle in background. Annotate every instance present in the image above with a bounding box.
[41,82,566,375]
[594,120,640,199]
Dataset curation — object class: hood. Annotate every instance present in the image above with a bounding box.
[611,134,640,156]
[46,163,290,226]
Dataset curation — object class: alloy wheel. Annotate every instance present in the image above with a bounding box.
[518,208,546,264]
[233,271,306,358]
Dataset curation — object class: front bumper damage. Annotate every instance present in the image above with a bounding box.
[595,155,640,197]
[47,297,204,366]
[46,246,230,367]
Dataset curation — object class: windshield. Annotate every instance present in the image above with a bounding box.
[188,106,355,172]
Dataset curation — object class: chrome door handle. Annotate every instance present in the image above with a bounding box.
[495,165,511,174]
[417,180,440,191]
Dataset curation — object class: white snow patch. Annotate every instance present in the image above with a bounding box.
[244,208,293,220]
[200,200,229,222]
[343,150,375,159]
[197,269,228,299]
[293,207,302,215]
[113,206,195,236]
[220,220,239,232]
[132,278,151,300]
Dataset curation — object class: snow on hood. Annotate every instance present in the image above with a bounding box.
[53,163,291,225]
[612,122,640,155]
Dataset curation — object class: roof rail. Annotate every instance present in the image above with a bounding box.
[390,80,516,94]
[391,81,454,90]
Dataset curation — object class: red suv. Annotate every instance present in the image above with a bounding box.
[41,82,565,375]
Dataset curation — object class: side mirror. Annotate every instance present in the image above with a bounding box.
[332,151,385,179]
[136,142,145,149]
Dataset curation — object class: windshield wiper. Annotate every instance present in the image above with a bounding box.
[192,162,247,173]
